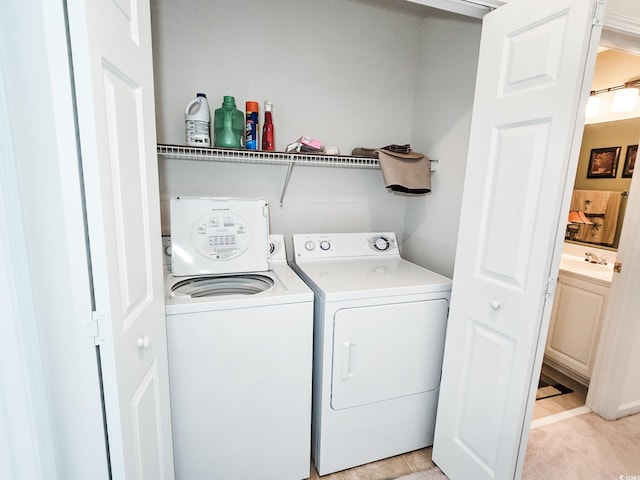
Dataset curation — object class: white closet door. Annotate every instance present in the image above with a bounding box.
[67,0,174,478]
[432,0,602,479]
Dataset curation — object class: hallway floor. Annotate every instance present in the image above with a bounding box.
[523,366,640,479]
[310,367,640,479]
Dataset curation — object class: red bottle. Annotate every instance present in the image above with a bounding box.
[262,101,275,151]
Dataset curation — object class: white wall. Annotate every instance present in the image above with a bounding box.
[152,0,425,151]
[586,49,640,124]
[403,11,481,278]
[0,5,55,473]
[151,0,481,273]
[1,0,109,478]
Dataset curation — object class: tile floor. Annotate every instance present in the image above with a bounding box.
[308,447,439,480]
[531,365,588,421]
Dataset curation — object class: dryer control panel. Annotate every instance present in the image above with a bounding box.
[292,232,399,259]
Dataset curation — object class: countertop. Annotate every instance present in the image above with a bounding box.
[559,243,615,286]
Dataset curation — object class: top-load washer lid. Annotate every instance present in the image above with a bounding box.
[170,196,270,276]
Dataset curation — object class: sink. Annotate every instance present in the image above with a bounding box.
[561,257,612,272]
[559,255,614,282]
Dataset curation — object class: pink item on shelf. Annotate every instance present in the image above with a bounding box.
[299,136,323,151]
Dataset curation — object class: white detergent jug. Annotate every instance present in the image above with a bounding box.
[185,93,211,147]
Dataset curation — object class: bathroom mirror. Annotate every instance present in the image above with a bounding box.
[567,48,640,251]
[567,117,639,250]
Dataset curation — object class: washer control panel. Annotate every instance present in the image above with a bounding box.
[169,196,270,276]
[293,232,399,259]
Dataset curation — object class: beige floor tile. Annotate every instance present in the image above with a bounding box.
[313,463,369,480]
[393,467,449,480]
[532,366,588,420]
[401,448,435,472]
[360,454,413,480]
[532,387,587,419]
[311,448,437,480]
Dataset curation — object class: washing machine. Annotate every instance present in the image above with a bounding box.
[291,232,452,476]
[165,196,314,480]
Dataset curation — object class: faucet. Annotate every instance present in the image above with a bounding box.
[585,251,607,265]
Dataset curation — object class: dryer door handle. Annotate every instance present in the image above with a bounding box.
[341,341,355,380]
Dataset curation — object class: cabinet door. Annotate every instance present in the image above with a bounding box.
[545,274,609,379]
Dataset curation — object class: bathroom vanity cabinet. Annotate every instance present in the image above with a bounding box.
[544,269,610,386]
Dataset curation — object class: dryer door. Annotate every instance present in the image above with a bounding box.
[331,299,448,410]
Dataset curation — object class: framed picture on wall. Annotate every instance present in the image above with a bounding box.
[587,146,621,178]
[622,144,637,178]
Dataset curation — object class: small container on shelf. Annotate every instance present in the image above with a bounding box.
[245,101,260,150]
[262,101,275,151]
[214,95,244,149]
[185,93,211,147]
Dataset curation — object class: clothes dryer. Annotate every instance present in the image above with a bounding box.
[165,197,313,480]
[291,232,452,476]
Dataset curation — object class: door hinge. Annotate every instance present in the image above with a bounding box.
[614,262,622,273]
[592,0,605,26]
[545,277,557,299]
[89,311,108,346]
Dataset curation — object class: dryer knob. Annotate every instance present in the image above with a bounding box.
[305,240,316,251]
[373,236,391,251]
[319,240,331,251]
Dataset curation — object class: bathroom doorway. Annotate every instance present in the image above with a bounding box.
[530,43,640,453]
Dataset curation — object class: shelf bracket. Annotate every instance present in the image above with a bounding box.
[279,159,296,207]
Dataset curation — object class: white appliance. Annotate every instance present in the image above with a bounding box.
[291,232,452,476]
[165,196,313,480]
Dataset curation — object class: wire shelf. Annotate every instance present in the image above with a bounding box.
[157,144,380,169]
[157,143,438,206]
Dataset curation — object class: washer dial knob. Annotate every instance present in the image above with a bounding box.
[373,236,391,251]
[305,240,316,251]
[319,240,331,251]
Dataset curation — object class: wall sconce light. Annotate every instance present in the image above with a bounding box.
[586,91,601,118]
[588,78,640,116]
[611,82,639,112]
[566,210,593,241]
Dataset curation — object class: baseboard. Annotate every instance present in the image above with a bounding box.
[543,356,590,388]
